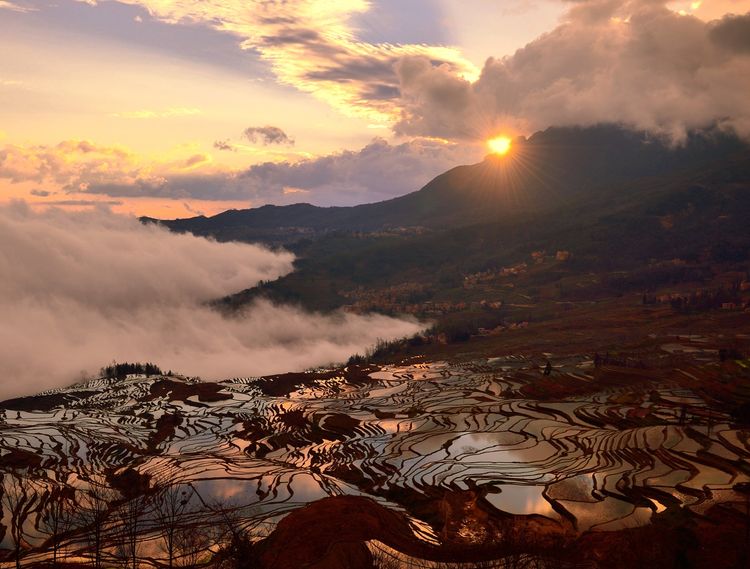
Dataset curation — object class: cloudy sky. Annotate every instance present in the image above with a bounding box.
[1,0,749,217]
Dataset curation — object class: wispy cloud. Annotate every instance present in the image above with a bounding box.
[182,201,205,215]
[83,0,477,123]
[39,199,124,207]
[213,139,237,152]
[0,1,36,13]
[75,0,750,143]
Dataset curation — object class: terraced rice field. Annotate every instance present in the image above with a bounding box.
[1,345,749,565]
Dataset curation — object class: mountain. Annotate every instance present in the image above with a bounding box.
[147,124,750,316]
[149,125,749,245]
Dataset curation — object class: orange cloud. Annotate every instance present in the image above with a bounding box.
[1,136,483,210]
[0,140,222,185]
[0,1,35,13]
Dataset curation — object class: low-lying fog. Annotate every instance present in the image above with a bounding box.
[0,202,423,399]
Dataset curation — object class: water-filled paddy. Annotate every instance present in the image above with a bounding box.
[1,355,748,553]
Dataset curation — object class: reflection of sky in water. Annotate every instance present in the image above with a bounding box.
[193,478,257,504]
[191,471,347,509]
[2,358,749,544]
[561,497,648,532]
[547,475,597,503]
[485,484,557,518]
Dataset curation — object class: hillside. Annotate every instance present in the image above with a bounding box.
[219,149,750,314]
[151,124,750,351]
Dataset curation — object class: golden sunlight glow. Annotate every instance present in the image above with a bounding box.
[488,136,512,156]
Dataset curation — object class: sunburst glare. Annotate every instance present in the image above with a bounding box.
[488,136,512,156]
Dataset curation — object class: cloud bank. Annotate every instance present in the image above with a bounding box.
[0,203,422,399]
[1,138,483,207]
[395,0,750,142]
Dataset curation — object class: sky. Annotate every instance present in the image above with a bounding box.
[1,0,749,217]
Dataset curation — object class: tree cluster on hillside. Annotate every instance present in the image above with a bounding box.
[100,362,165,380]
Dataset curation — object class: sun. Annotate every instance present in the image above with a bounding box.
[487,136,512,156]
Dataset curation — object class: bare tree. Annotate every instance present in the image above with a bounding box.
[38,486,75,568]
[72,481,118,569]
[190,485,264,569]
[153,483,195,569]
[174,524,212,568]
[114,493,150,569]
[1,473,36,569]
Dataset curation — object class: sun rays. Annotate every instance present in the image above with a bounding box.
[487,136,512,156]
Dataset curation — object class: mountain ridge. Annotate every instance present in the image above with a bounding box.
[147,125,749,245]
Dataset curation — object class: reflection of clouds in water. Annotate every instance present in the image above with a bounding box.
[190,472,337,508]
[448,432,556,466]
[287,472,333,503]
[561,497,653,532]
[485,485,557,518]
[1,358,747,543]
[194,478,253,503]
[547,475,597,503]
